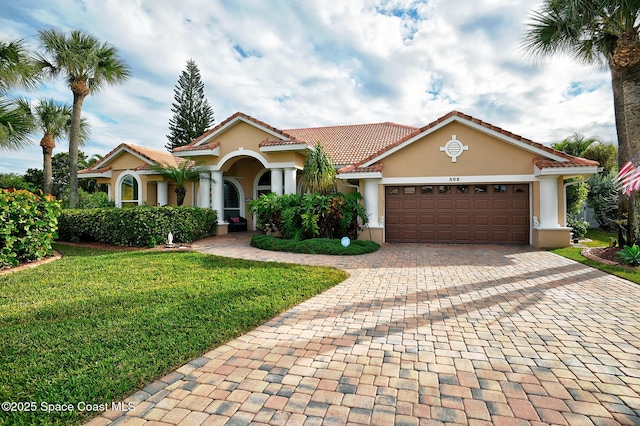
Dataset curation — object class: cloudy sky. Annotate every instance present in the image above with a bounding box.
[1,0,615,174]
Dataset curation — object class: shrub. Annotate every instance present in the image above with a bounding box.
[586,173,619,230]
[568,215,589,239]
[78,190,115,208]
[251,234,380,255]
[249,192,367,240]
[0,189,61,267]
[617,244,640,266]
[58,206,217,247]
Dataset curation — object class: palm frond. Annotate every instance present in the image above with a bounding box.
[0,96,34,151]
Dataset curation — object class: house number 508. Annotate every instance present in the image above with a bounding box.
[449,177,460,182]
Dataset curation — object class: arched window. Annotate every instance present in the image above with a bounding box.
[224,180,241,221]
[117,172,141,207]
[256,170,271,198]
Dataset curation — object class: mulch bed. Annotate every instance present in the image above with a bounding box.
[581,246,639,270]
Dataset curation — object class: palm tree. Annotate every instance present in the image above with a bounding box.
[0,38,38,151]
[522,0,640,243]
[148,161,207,206]
[32,99,90,194]
[552,133,602,157]
[37,29,130,208]
[301,143,337,195]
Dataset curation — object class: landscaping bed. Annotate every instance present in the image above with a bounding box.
[250,234,380,255]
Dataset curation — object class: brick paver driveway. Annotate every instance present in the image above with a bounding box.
[90,234,640,425]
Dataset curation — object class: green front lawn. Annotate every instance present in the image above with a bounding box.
[0,244,348,425]
[551,228,640,285]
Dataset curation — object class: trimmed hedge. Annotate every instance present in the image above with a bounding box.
[251,234,380,255]
[1,189,61,267]
[58,206,217,247]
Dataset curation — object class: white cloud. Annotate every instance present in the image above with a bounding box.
[0,0,617,175]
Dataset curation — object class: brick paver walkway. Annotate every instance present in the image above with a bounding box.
[88,234,640,425]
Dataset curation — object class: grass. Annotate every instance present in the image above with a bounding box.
[250,234,380,255]
[551,228,640,285]
[0,244,348,425]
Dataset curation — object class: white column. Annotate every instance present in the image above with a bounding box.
[107,184,112,201]
[211,171,224,223]
[364,179,380,227]
[284,168,297,194]
[539,176,560,228]
[197,173,210,209]
[272,168,283,196]
[157,181,168,206]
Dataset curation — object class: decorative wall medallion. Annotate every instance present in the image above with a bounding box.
[440,135,468,163]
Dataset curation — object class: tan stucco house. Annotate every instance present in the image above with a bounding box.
[79,110,599,248]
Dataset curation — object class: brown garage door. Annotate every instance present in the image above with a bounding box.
[385,184,529,244]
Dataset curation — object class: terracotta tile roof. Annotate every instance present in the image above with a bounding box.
[180,112,299,150]
[81,143,178,173]
[284,122,418,166]
[534,157,599,169]
[338,164,384,174]
[79,166,112,174]
[173,141,220,152]
[344,111,599,170]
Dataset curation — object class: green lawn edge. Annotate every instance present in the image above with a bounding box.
[250,234,380,255]
[550,228,640,285]
[0,244,348,425]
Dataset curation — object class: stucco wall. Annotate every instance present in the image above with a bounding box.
[380,123,536,178]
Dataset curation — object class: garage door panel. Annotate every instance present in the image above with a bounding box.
[402,199,417,209]
[513,215,529,226]
[474,199,490,210]
[386,184,529,244]
[513,199,528,209]
[420,214,435,225]
[438,215,453,225]
[456,214,472,225]
[386,214,402,225]
[420,199,435,209]
[493,215,508,225]
[474,215,490,225]
[438,199,453,209]
[403,214,418,225]
[492,199,508,209]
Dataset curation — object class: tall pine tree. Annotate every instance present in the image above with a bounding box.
[166,59,214,151]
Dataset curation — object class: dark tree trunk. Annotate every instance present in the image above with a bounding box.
[69,80,89,208]
[40,134,55,195]
[610,33,640,244]
[175,187,187,206]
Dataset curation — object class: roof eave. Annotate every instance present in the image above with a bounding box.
[534,165,600,176]
[173,146,220,157]
[78,170,112,179]
[337,171,383,180]
[260,143,313,153]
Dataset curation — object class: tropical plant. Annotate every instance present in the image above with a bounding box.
[301,143,337,195]
[587,173,619,230]
[0,38,38,151]
[552,133,600,157]
[617,244,640,266]
[0,38,39,92]
[37,29,130,208]
[522,0,640,244]
[166,59,214,151]
[249,192,368,241]
[31,99,90,194]
[148,161,207,206]
[0,173,38,192]
[581,142,618,176]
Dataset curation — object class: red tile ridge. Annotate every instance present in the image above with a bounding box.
[182,112,295,149]
[173,141,220,152]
